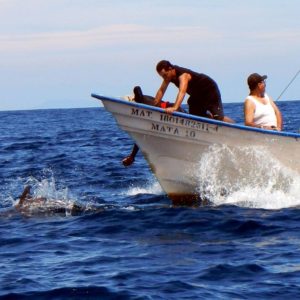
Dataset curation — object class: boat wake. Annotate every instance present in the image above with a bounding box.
[195,145,300,209]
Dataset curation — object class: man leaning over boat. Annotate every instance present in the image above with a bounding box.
[122,60,235,166]
[154,60,234,123]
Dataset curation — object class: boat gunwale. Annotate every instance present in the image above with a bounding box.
[91,93,300,139]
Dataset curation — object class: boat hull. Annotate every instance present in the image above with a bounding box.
[92,94,300,204]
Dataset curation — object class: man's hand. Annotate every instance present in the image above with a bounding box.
[122,155,135,166]
[165,107,177,114]
[260,125,280,131]
[153,99,161,107]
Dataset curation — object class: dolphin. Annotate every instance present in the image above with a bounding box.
[13,185,98,217]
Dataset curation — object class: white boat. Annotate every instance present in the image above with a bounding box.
[92,94,300,205]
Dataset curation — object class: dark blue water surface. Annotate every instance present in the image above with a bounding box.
[0,101,300,299]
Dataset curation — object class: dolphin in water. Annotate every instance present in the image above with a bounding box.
[12,185,99,217]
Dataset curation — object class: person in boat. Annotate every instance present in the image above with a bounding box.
[244,73,283,130]
[153,60,234,123]
[122,86,185,166]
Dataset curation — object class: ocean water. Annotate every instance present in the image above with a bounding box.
[0,100,300,299]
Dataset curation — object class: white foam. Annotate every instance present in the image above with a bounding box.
[124,180,163,196]
[194,144,300,209]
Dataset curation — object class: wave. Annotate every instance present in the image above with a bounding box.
[195,145,300,209]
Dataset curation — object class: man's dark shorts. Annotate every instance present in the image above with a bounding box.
[187,88,224,120]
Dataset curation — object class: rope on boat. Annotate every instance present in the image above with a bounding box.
[276,69,300,101]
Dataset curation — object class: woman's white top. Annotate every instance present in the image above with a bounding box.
[246,94,277,127]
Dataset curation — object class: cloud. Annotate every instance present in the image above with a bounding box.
[0,24,220,54]
[2,22,300,59]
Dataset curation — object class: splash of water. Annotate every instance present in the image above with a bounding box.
[1,169,77,213]
[25,171,71,202]
[124,179,163,196]
[195,145,300,209]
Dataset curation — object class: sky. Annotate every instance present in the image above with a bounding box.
[0,0,299,111]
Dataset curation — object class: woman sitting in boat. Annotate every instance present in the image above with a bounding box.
[244,73,283,130]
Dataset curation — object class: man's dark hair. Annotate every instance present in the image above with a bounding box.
[156,60,173,72]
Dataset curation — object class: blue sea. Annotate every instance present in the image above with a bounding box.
[0,100,300,299]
